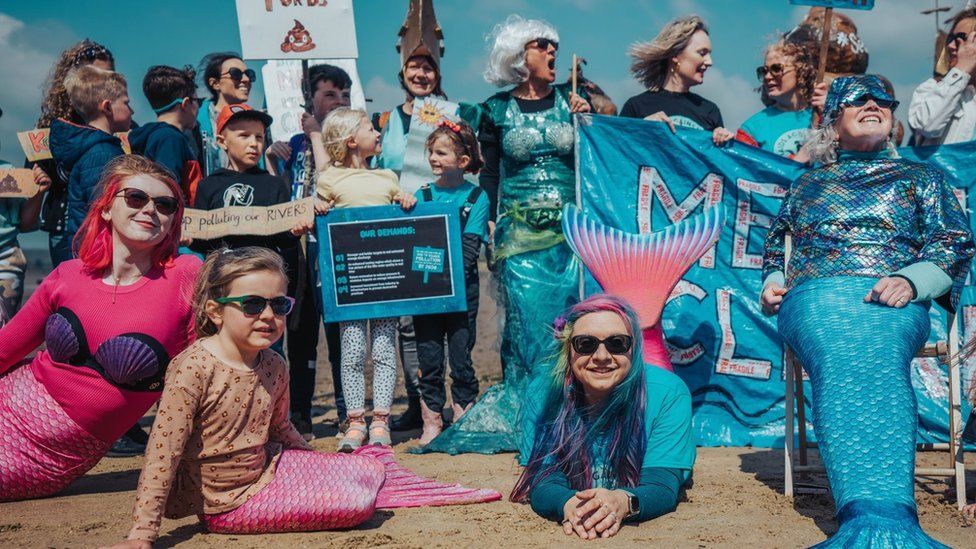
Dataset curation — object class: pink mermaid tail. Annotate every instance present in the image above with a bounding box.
[562,204,725,371]
[0,364,111,502]
[202,446,500,534]
[355,445,502,508]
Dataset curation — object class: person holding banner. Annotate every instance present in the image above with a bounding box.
[510,295,694,539]
[316,107,417,451]
[195,52,256,175]
[621,15,734,146]
[0,155,199,502]
[762,74,973,547]
[421,14,590,455]
[737,34,819,157]
[31,40,115,266]
[909,6,976,147]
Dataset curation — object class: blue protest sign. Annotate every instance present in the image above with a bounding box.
[576,113,974,448]
[315,202,466,323]
[789,0,874,10]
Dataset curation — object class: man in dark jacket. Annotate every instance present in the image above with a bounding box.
[48,65,131,258]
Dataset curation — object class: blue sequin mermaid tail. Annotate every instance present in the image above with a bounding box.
[778,277,949,548]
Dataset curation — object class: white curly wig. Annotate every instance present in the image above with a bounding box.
[483,14,559,87]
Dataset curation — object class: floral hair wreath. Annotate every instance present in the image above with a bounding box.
[552,315,568,339]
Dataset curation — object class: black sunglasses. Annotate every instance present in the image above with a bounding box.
[843,94,899,111]
[948,32,970,45]
[191,96,205,107]
[221,68,256,82]
[216,295,295,316]
[115,188,179,216]
[755,63,792,81]
[528,38,559,52]
[571,334,633,355]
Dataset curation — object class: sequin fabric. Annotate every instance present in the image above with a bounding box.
[763,153,974,308]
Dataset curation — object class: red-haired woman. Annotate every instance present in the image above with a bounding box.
[0,155,201,502]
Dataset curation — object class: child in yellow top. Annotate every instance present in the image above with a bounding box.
[315,108,415,451]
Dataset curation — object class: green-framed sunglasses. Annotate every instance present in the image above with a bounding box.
[215,295,295,316]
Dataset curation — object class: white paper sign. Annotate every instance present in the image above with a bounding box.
[262,59,366,141]
[235,0,358,60]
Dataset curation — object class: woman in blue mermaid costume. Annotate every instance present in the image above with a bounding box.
[421,15,591,454]
[761,75,974,547]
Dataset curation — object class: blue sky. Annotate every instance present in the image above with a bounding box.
[0,0,966,165]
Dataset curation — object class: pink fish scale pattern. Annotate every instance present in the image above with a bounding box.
[0,365,110,501]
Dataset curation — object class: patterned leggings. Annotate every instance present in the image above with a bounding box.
[340,318,398,414]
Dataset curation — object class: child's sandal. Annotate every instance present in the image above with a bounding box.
[368,413,392,446]
[338,417,368,453]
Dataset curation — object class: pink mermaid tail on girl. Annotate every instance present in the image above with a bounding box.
[202,445,501,534]
[561,204,725,371]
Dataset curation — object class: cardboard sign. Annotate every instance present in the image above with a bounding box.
[18,128,131,162]
[262,59,366,142]
[789,0,874,9]
[397,97,462,195]
[316,202,466,322]
[182,197,314,240]
[0,169,40,198]
[235,0,358,60]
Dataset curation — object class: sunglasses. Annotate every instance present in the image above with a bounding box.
[571,334,633,355]
[221,68,256,82]
[216,295,295,316]
[948,32,971,45]
[755,63,792,81]
[528,38,559,52]
[843,94,898,111]
[114,188,179,216]
[190,96,205,107]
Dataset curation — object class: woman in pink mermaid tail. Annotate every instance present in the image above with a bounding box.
[0,155,200,502]
[107,247,499,547]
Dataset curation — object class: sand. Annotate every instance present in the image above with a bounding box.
[1,255,973,548]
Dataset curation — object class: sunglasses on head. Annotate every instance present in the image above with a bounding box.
[216,295,295,316]
[571,334,633,355]
[755,63,792,81]
[221,68,256,82]
[843,94,898,110]
[528,38,559,52]
[114,188,179,216]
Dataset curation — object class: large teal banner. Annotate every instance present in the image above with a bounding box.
[575,114,974,447]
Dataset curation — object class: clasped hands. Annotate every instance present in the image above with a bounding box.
[561,488,630,540]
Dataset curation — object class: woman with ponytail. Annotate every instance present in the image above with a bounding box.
[511,295,695,540]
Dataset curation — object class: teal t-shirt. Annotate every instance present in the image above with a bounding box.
[414,181,490,242]
[0,161,23,252]
[738,106,813,157]
[519,362,696,486]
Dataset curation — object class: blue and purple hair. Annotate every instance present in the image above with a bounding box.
[510,294,649,502]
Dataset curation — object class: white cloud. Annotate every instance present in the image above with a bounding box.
[363,75,406,116]
[697,67,761,130]
[0,13,67,163]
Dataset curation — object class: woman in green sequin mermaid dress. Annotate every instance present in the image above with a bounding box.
[421,15,590,454]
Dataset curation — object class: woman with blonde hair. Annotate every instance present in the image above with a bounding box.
[621,15,733,145]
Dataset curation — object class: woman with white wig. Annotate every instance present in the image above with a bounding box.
[420,14,590,455]
[621,15,734,145]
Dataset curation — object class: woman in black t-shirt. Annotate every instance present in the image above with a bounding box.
[621,15,734,145]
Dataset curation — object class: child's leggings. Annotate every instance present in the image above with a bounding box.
[339,317,398,414]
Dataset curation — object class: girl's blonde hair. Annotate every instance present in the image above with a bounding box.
[193,247,288,337]
[629,15,708,91]
[322,107,369,166]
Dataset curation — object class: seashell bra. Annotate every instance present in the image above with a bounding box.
[45,307,169,392]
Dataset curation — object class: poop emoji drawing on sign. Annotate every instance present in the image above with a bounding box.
[280,19,316,53]
[0,174,21,194]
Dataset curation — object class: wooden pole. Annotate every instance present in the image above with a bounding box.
[571,54,578,97]
[816,7,833,84]
[301,59,312,113]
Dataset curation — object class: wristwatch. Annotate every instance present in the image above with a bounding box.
[626,492,640,518]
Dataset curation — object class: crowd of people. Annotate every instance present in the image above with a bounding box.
[1,4,976,546]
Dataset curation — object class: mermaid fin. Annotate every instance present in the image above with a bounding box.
[562,204,725,370]
[353,445,502,508]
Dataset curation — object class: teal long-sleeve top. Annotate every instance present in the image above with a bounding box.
[529,467,685,523]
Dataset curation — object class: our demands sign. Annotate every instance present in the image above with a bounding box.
[316,203,466,322]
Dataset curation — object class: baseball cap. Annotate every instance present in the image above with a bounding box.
[215,104,273,134]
